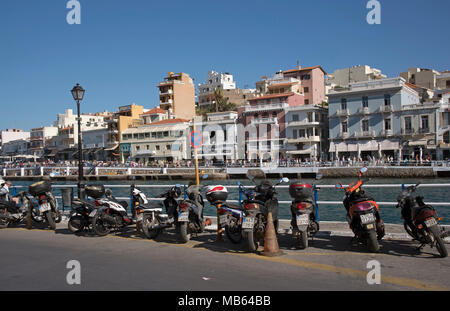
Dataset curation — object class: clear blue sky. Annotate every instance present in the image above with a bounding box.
[1,0,449,131]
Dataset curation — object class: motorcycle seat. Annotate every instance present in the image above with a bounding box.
[225,204,245,211]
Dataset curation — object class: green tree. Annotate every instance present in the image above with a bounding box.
[196,87,237,119]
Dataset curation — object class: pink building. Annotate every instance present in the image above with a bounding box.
[238,92,305,161]
[283,65,327,106]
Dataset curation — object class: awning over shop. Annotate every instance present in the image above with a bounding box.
[286,149,312,155]
[329,140,399,152]
[104,144,119,151]
[135,150,156,156]
[408,139,428,146]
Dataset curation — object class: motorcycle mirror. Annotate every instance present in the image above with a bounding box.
[335,183,343,189]
[315,173,323,180]
[360,167,368,174]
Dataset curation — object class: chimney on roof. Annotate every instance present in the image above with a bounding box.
[297,60,301,69]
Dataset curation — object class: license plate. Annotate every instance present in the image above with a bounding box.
[137,214,143,222]
[296,214,310,226]
[424,218,437,228]
[360,213,375,225]
[219,214,228,226]
[178,211,189,222]
[89,209,97,217]
[242,216,255,229]
[39,203,51,213]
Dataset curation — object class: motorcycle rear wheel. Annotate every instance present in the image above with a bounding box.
[142,214,160,239]
[297,231,308,249]
[429,226,448,258]
[178,222,191,243]
[366,230,380,253]
[225,217,242,244]
[45,211,56,230]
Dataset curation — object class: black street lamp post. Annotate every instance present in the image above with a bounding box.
[71,83,85,199]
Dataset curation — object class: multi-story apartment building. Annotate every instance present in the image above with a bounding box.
[158,72,196,120]
[1,139,29,157]
[328,77,440,161]
[285,105,329,161]
[140,107,169,124]
[120,118,191,163]
[82,128,110,161]
[0,129,30,148]
[436,71,450,91]
[400,67,440,90]
[197,70,257,108]
[327,65,387,88]
[238,92,305,162]
[283,65,327,106]
[110,104,144,162]
[29,126,58,157]
[196,111,239,162]
[437,93,450,160]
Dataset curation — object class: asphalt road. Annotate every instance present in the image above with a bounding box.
[0,222,449,291]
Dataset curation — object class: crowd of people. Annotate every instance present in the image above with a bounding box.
[1,155,449,176]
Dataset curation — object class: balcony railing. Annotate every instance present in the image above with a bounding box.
[382,129,393,136]
[250,117,278,125]
[340,132,350,139]
[401,128,415,135]
[288,120,320,127]
[286,136,320,143]
[160,99,173,106]
[380,105,393,113]
[336,109,349,117]
[360,107,370,115]
[355,130,375,138]
[244,103,288,113]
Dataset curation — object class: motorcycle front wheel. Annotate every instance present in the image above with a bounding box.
[142,214,160,239]
[92,212,111,236]
[0,215,9,229]
[429,226,448,258]
[68,215,84,233]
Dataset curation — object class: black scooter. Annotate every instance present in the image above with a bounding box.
[396,183,448,258]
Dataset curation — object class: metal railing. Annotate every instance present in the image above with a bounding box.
[9,183,450,222]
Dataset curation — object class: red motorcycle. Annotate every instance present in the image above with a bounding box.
[335,167,385,252]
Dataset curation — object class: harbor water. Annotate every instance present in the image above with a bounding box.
[9,178,450,225]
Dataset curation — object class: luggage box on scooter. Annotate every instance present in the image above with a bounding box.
[289,183,314,201]
[29,180,52,196]
[85,184,105,199]
[205,185,228,204]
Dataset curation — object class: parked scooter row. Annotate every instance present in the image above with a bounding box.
[0,170,447,257]
[0,180,62,230]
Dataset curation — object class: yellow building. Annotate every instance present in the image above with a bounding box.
[158,72,196,120]
[115,103,144,162]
